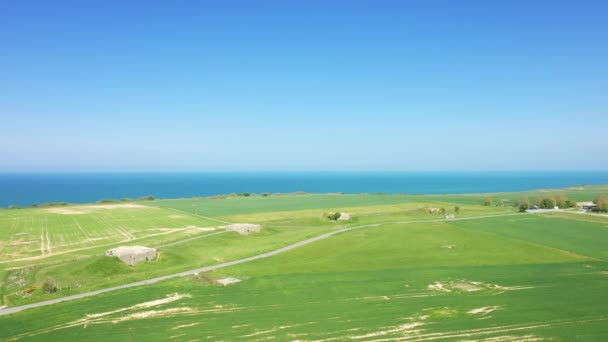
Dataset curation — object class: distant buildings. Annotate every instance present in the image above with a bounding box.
[577,202,597,211]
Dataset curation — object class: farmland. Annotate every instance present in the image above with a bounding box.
[0,187,607,341]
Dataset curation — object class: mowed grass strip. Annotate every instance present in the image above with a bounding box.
[449,214,608,261]
[219,220,589,277]
[218,202,514,225]
[151,194,424,217]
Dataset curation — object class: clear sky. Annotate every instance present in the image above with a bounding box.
[1,0,607,171]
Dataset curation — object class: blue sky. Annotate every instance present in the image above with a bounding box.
[1,0,607,171]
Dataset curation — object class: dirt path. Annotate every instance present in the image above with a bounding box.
[0,213,519,317]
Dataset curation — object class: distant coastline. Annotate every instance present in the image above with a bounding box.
[0,171,607,208]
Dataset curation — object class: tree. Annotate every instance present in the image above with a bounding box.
[540,197,556,209]
[554,194,566,209]
[262,192,270,197]
[593,195,608,213]
[454,206,460,214]
[518,202,529,212]
[564,199,577,208]
[483,197,492,206]
[439,208,446,215]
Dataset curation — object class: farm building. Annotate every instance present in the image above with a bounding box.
[577,202,597,211]
[105,246,157,266]
[224,223,262,235]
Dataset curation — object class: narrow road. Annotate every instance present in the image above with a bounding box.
[0,212,518,317]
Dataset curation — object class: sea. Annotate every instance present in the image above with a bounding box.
[0,171,607,207]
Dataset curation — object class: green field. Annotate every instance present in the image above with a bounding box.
[1,187,608,341]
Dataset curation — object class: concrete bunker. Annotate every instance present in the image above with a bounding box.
[105,246,157,266]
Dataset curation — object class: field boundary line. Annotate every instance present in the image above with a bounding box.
[0,212,519,317]
[164,208,232,224]
[153,230,229,248]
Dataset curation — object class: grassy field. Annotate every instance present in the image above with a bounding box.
[1,187,607,340]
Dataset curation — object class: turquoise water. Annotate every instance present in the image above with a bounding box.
[0,171,607,207]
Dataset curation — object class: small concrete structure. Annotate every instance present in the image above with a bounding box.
[105,246,157,266]
[444,214,455,219]
[337,213,351,221]
[428,208,440,214]
[224,223,261,235]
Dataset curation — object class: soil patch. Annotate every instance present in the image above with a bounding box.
[223,223,261,235]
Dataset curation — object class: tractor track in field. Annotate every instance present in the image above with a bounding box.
[0,212,519,317]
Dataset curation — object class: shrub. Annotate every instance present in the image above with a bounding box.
[98,198,118,203]
[23,284,36,295]
[439,208,447,215]
[483,197,492,206]
[326,212,341,221]
[138,195,155,201]
[454,206,460,214]
[516,196,530,210]
[539,197,556,209]
[262,192,270,197]
[593,195,608,213]
[564,199,577,208]
[43,278,58,293]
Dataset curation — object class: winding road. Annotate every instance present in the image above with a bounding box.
[0,212,518,317]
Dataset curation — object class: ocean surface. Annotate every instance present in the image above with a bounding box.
[0,171,607,207]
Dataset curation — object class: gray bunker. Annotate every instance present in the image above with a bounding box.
[105,246,157,266]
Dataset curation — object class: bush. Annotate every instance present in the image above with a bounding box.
[326,212,341,221]
[262,192,270,197]
[593,195,608,213]
[564,199,577,208]
[519,196,530,209]
[454,206,460,214]
[483,197,492,206]
[138,195,155,201]
[98,198,118,203]
[23,284,36,295]
[43,278,58,293]
[539,197,556,209]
